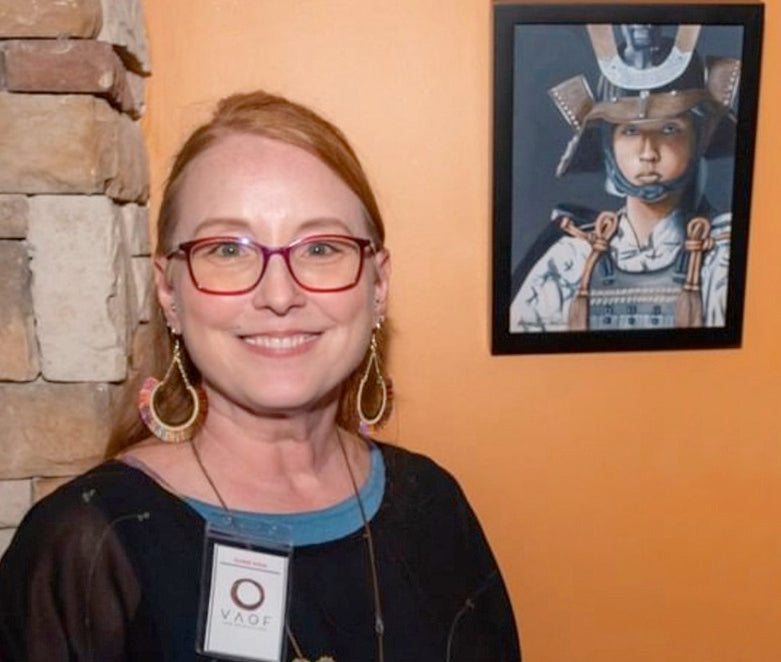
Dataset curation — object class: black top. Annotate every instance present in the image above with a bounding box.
[0,443,521,661]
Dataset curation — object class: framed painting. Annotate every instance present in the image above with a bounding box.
[491,3,763,354]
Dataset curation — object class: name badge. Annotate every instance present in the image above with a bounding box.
[197,523,293,662]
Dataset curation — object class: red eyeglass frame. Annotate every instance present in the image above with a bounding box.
[167,234,377,295]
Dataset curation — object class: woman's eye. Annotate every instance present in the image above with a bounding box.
[217,243,241,257]
[661,123,682,135]
[207,242,247,258]
[304,241,342,257]
[620,125,639,137]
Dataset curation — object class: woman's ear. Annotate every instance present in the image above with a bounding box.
[373,248,391,319]
[154,256,181,333]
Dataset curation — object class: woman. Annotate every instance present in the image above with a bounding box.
[0,91,520,661]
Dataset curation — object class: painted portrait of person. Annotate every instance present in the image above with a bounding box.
[508,23,741,333]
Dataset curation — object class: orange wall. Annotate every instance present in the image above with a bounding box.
[142,1,781,659]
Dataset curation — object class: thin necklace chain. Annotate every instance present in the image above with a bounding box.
[190,431,385,662]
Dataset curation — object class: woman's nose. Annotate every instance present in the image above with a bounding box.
[639,134,660,162]
[251,253,306,314]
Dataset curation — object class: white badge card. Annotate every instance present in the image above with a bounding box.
[197,525,292,662]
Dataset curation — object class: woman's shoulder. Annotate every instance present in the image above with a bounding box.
[7,458,196,555]
[0,463,147,580]
[38,458,166,504]
[376,441,459,484]
[0,459,203,602]
[375,441,472,514]
[26,460,153,519]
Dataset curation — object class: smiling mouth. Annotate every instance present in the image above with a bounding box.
[241,333,319,350]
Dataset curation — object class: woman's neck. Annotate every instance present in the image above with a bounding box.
[186,392,368,513]
[625,190,683,247]
[197,393,340,472]
[122,399,370,516]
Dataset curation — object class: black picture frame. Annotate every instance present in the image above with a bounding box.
[491,3,763,354]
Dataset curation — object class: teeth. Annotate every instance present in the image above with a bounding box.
[242,334,315,349]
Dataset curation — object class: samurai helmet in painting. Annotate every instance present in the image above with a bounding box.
[549,24,740,201]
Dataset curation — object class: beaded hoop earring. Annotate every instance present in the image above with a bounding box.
[138,337,207,442]
[356,321,393,434]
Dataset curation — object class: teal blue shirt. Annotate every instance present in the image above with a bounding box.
[184,444,385,547]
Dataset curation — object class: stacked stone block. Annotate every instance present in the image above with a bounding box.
[0,0,151,556]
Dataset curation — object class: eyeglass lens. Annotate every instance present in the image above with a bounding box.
[188,236,365,293]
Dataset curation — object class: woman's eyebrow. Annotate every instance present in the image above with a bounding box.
[191,217,252,235]
[188,216,357,240]
[295,217,353,234]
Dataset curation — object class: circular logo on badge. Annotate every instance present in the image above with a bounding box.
[230,578,265,611]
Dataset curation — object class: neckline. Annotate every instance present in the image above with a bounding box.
[123,444,385,547]
[618,207,686,249]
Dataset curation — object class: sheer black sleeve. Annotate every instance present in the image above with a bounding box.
[0,484,143,662]
[380,444,522,661]
[444,484,522,662]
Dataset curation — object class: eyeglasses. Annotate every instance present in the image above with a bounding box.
[168,234,376,295]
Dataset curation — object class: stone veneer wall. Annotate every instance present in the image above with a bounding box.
[0,0,151,557]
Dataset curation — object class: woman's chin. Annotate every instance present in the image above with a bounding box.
[205,381,342,420]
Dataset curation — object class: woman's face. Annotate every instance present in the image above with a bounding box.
[612,115,695,191]
[156,133,390,420]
